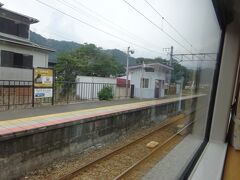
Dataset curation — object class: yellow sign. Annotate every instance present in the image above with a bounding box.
[34,68,53,88]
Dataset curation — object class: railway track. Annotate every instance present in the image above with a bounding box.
[114,121,194,180]
[58,112,195,180]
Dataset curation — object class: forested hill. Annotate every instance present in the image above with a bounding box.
[30,31,136,65]
[30,31,80,63]
[104,49,137,66]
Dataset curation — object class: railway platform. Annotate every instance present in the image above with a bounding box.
[0,95,201,139]
[0,94,203,179]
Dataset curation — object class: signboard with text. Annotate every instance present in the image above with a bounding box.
[34,68,53,88]
[34,88,53,98]
[33,68,54,101]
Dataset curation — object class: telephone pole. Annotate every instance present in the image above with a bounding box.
[170,46,173,66]
[163,46,173,66]
[126,46,134,97]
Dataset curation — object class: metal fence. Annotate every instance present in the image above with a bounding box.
[0,80,131,111]
[0,80,33,111]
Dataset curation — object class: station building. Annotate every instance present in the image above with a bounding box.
[128,63,173,98]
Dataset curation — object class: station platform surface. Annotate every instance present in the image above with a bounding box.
[0,95,201,138]
[0,99,150,121]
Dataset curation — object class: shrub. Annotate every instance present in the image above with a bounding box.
[98,86,113,100]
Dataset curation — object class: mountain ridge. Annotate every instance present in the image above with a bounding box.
[30,31,136,65]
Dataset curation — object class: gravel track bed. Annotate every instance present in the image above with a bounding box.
[21,114,188,180]
[123,135,184,180]
[72,119,187,180]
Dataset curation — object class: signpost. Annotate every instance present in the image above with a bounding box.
[32,67,54,107]
[34,68,53,88]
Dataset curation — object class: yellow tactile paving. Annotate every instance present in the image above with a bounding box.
[0,94,203,136]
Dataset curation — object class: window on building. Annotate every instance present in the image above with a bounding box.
[1,50,33,69]
[144,67,154,72]
[141,78,149,88]
[0,17,29,38]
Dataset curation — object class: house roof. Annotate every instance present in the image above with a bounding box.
[0,5,39,24]
[0,33,55,53]
[128,63,173,71]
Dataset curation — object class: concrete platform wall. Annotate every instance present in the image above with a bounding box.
[0,98,197,179]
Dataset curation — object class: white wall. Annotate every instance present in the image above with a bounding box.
[0,67,32,81]
[129,68,167,98]
[76,76,129,99]
[0,43,49,81]
[76,76,116,84]
[0,43,49,68]
[134,88,154,99]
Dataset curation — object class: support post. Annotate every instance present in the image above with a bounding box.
[126,46,130,97]
[170,46,173,66]
[32,68,35,107]
[52,69,55,106]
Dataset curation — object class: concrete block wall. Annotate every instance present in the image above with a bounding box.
[0,99,196,179]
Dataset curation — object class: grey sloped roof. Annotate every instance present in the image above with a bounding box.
[0,34,55,53]
[129,63,173,71]
[0,6,38,24]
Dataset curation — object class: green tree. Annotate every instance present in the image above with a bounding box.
[55,43,124,81]
[170,59,192,86]
[55,52,81,82]
[54,52,82,96]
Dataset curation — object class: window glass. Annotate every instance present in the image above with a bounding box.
[1,50,33,68]
[0,17,29,38]
[0,0,222,179]
[141,78,150,88]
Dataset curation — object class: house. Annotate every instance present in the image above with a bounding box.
[0,3,54,82]
[128,63,173,99]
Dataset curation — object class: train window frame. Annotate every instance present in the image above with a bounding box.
[179,0,238,178]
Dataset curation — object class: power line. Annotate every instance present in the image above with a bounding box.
[174,56,216,63]
[173,53,217,56]
[144,0,193,48]
[35,0,165,56]
[173,53,217,61]
[58,0,167,56]
[31,26,75,42]
[145,1,215,61]
[144,0,218,61]
[59,0,164,53]
[123,0,216,62]
[178,60,216,62]
[121,0,192,54]
[69,0,162,50]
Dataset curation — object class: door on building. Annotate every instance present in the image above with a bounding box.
[154,80,161,98]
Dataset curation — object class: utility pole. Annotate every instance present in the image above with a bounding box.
[163,46,173,66]
[177,76,184,112]
[126,46,134,97]
[140,60,145,99]
[170,46,173,66]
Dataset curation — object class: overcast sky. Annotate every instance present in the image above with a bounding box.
[1,0,221,67]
